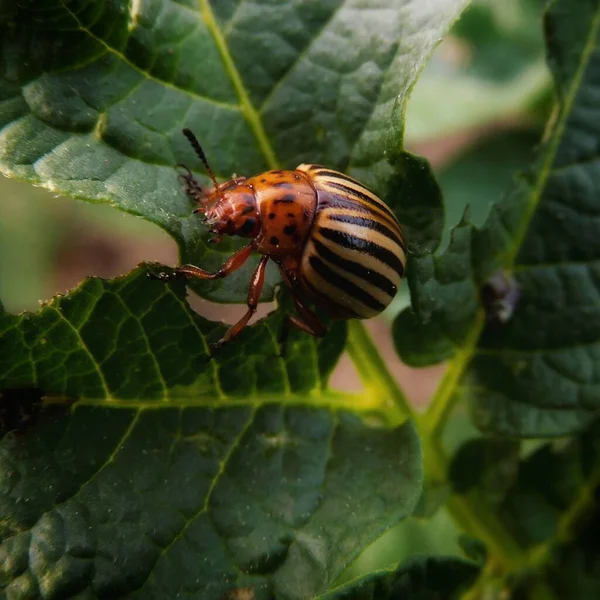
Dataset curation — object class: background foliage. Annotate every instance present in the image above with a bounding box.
[1,0,600,599]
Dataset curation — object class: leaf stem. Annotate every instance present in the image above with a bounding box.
[423,436,526,570]
[421,311,485,438]
[346,320,414,423]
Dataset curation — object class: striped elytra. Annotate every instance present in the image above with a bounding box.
[296,164,406,320]
[158,128,407,348]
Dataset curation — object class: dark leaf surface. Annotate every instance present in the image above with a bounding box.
[0,0,466,302]
[0,402,422,599]
[497,420,600,551]
[449,438,520,504]
[395,0,600,437]
[0,268,423,598]
[0,267,346,399]
[513,485,600,600]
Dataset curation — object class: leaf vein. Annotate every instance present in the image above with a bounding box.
[48,305,112,398]
[135,405,259,591]
[58,0,240,112]
[199,0,279,169]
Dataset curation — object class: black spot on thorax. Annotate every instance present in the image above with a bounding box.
[283,224,297,236]
[274,194,296,204]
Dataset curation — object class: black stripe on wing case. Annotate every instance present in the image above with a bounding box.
[312,169,368,188]
[301,277,360,318]
[323,180,397,220]
[318,227,406,276]
[313,239,397,297]
[325,212,406,251]
[308,256,387,312]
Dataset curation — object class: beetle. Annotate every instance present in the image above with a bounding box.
[155,128,407,348]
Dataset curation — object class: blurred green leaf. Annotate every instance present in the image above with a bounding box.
[318,556,479,599]
[405,0,550,143]
[449,438,520,503]
[0,177,57,312]
[513,483,600,599]
[343,508,465,584]
[395,0,600,437]
[453,419,600,597]
[438,128,542,248]
[0,268,423,598]
[0,0,466,303]
[496,419,600,551]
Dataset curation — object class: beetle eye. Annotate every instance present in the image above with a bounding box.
[238,217,256,236]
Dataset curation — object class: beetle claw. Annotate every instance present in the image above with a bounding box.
[209,339,226,353]
[148,269,184,282]
[176,163,193,177]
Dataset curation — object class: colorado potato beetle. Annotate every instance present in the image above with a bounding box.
[156,128,407,348]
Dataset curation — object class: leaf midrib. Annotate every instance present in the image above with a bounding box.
[59,0,239,111]
[503,1,600,269]
[199,0,280,170]
[70,391,384,412]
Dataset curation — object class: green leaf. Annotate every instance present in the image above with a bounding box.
[317,556,479,599]
[0,266,346,398]
[397,0,600,437]
[0,268,423,598]
[0,0,467,303]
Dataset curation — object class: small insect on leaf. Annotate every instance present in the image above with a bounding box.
[481,270,521,324]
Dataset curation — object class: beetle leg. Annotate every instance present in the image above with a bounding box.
[289,293,327,338]
[212,255,269,350]
[152,243,255,282]
[278,299,326,357]
[178,243,254,280]
[276,267,327,341]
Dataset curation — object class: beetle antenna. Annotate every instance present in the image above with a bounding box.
[182,128,221,198]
